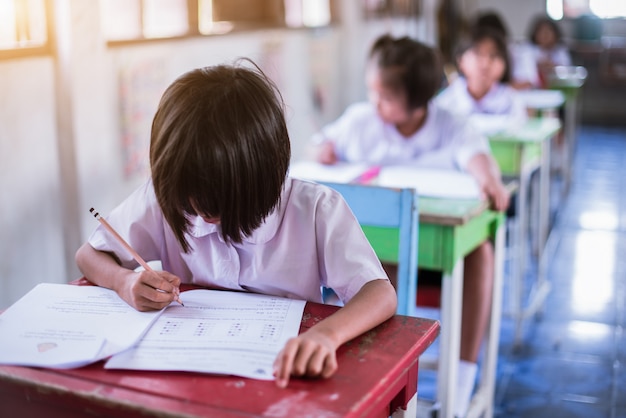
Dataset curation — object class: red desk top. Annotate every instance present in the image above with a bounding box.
[0,285,440,418]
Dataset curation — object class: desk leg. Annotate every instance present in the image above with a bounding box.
[537,138,552,258]
[535,137,552,314]
[437,261,464,418]
[562,95,578,197]
[511,165,530,347]
[470,221,505,418]
[391,394,417,418]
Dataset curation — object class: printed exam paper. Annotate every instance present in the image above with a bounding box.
[0,284,306,380]
[105,289,306,380]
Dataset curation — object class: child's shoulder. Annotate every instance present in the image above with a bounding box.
[342,101,377,120]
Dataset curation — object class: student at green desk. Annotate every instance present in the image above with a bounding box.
[311,34,510,417]
[75,61,397,389]
[435,28,528,135]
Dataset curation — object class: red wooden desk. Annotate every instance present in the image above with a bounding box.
[0,285,439,418]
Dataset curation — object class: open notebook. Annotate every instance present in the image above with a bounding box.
[290,161,482,200]
[377,166,482,200]
[289,161,378,183]
[0,283,305,380]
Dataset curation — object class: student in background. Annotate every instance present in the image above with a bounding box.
[311,34,509,417]
[435,28,528,134]
[472,10,540,90]
[75,62,397,389]
[526,15,572,87]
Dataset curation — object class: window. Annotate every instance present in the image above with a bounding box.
[362,0,421,19]
[0,0,51,59]
[548,0,626,20]
[100,0,337,44]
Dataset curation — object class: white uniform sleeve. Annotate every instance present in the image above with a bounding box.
[435,107,492,171]
[88,181,166,269]
[510,42,540,87]
[309,103,371,162]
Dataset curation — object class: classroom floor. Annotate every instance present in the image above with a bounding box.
[416,124,626,418]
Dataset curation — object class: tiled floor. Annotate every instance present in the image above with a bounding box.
[417,124,626,417]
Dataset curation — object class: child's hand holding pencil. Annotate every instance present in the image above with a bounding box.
[90,208,184,310]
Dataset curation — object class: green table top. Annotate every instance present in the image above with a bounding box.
[488,118,561,143]
[363,196,504,275]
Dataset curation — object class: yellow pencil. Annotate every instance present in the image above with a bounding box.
[89,208,184,306]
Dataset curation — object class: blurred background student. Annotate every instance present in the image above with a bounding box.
[435,28,527,135]
[526,14,573,88]
[310,34,509,418]
[471,10,540,90]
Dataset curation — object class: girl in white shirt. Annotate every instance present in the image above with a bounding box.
[312,34,509,418]
[75,62,397,389]
[435,28,528,134]
[471,11,540,89]
[526,15,572,87]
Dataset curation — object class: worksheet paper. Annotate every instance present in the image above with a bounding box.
[289,161,370,183]
[0,283,161,368]
[105,289,305,380]
[0,284,306,381]
[377,166,482,200]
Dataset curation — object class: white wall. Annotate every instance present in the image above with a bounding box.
[462,0,546,41]
[0,58,65,306]
[0,0,437,308]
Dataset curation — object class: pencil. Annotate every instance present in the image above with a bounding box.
[89,208,184,307]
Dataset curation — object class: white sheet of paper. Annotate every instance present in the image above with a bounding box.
[0,283,161,368]
[469,114,511,135]
[289,161,369,183]
[377,166,482,200]
[517,89,565,109]
[105,289,306,380]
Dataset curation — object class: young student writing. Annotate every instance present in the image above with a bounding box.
[75,61,397,389]
[311,34,509,417]
[435,28,528,134]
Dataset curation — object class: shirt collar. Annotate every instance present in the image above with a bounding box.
[187,177,292,245]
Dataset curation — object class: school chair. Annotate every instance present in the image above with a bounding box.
[319,182,419,317]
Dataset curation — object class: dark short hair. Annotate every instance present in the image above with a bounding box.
[150,61,291,251]
[528,15,563,45]
[455,28,512,83]
[368,34,443,110]
[472,11,509,39]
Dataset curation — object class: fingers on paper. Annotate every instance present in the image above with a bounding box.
[273,336,338,388]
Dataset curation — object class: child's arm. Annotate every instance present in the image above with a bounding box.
[309,141,338,165]
[272,278,397,388]
[75,243,181,311]
[466,153,510,211]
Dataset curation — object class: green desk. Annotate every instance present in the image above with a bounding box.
[363,198,505,418]
[489,117,561,346]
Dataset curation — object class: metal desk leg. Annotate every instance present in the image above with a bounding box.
[563,95,578,196]
[438,260,464,418]
[512,166,530,347]
[539,135,551,260]
[467,221,505,418]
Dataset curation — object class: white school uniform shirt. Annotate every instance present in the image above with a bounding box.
[435,77,528,134]
[312,101,490,171]
[88,177,387,304]
[530,43,572,67]
[509,41,541,87]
